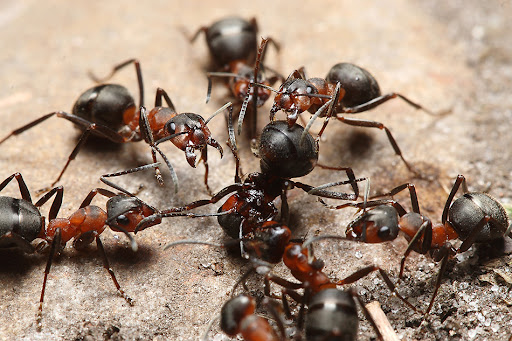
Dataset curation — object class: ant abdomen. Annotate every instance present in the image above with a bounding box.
[449,192,509,242]
[326,62,380,108]
[72,84,135,131]
[205,17,258,67]
[258,121,318,179]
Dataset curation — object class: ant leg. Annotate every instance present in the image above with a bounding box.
[79,188,117,208]
[337,265,421,313]
[263,297,287,340]
[372,182,420,214]
[314,165,359,198]
[302,82,342,143]
[154,87,176,111]
[0,112,56,145]
[340,92,448,116]
[441,175,465,224]
[336,115,420,177]
[100,162,161,196]
[95,235,134,305]
[399,220,433,278]
[457,214,509,253]
[49,111,126,186]
[139,106,179,191]
[187,26,207,43]
[248,37,270,137]
[226,104,242,183]
[266,273,305,292]
[34,186,64,220]
[0,172,32,202]
[280,187,290,225]
[205,72,238,103]
[37,227,62,331]
[88,59,144,107]
[299,176,368,201]
[2,232,35,253]
[424,247,454,317]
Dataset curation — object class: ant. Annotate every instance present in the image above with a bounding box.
[189,17,281,138]
[0,171,214,329]
[316,174,512,317]
[243,62,446,174]
[0,59,227,193]
[228,237,406,340]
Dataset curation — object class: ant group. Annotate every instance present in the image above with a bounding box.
[135,107,364,248]
[190,17,282,138]
[316,174,511,316]
[0,59,228,193]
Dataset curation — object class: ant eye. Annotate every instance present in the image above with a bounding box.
[377,225,391,239]
[167,122,176,134]
[116,215,130,226]
[306,86,313,94]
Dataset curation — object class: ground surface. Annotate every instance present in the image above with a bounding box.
[0,0,511,340]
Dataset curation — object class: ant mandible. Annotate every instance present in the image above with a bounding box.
[243,63,446,174]
[317,174,511,317]
[189,17,282,138]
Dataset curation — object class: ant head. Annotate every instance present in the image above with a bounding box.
[244,221,292,264]
[164,113,211,149]
[347,205,399,243]
[106,195,158,233]
[220,294,255,336]
[272,78,317,116]
[258,121,318,179]
[283,242,310,272]
[231,68,273,107]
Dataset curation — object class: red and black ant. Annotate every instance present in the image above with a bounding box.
[189,17,282,138]
[225,235,410,341]
[0,171,218,329]
[0,59,228,193]
[316,174,511,317]
[243,63,446,174]
[184,221,388,340]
